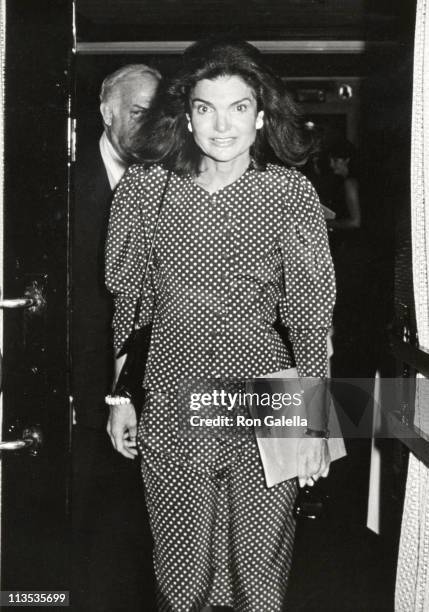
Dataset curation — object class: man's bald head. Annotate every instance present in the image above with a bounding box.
[99,64,161,160]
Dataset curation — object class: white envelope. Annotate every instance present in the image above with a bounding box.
[247,369,347,487]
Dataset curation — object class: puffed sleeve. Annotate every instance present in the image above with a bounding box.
[278,171,336,428]
[105,165,155,351]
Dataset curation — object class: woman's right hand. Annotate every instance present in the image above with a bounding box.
[107,403,138,459]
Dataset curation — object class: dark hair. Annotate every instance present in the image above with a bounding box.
[127,37,312,174]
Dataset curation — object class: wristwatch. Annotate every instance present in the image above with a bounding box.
[305,428,329,440]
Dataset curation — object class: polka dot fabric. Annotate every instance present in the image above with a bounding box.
[106,163,335,383]
[139,400,297,612]
[105,163,336,611]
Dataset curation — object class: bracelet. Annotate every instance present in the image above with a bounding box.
[305,428,329,440]
[105,394,132,406]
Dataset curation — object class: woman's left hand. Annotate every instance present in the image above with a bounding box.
[297,437,331,488]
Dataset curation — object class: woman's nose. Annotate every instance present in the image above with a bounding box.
[214,112,230,132]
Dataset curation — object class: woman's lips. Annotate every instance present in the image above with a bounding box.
[211,137,236,147]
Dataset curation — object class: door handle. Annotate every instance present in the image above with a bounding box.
[0,298,35,309]
[0,281,46,314]
[0,426,43,456]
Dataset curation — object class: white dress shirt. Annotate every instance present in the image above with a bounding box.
[99,131,127,190]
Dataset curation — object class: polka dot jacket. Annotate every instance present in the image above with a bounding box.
[105,163,335,401]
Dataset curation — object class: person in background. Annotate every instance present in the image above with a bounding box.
[326,139,373,544]
[325,139,370,378]
[327,139,361,237]
[72,64,161,612]
[73,63,161,429]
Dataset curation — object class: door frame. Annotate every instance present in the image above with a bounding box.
[0,0,74,591]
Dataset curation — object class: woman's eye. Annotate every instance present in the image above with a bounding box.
[197,105,212,114]
[236,104,248,112]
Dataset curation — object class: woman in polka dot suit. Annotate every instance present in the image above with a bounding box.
[105,38,335,612]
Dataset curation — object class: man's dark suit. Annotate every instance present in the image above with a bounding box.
[72,140,155,612]
[72,141,113,429]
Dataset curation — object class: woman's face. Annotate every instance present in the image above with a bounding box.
[188,75,264,165]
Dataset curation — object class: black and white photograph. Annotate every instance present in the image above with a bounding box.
[0,2,428,612]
